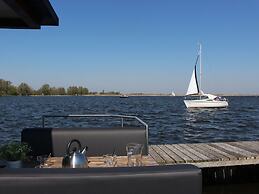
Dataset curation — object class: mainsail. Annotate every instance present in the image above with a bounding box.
[186,65,199,95]
[184,43,229,108]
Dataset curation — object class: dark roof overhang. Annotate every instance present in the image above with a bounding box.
[0,0,59,29]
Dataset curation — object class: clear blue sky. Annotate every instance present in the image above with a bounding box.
[1,0,259,94]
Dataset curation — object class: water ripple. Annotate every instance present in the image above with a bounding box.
[0,96,259,144]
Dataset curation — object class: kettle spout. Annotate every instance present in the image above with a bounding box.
[81,146,88,155]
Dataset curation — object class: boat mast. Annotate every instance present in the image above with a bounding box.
[199,43,202,95]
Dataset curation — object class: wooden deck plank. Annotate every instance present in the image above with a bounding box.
[211,143,254,159]
[151,145,175,163]
[202,144,237,160]
[208,143,244,159]
[218,143,257,159]
[246,141,259,147]
[240,141,259,153]
[227,142,259,156]
[192,158,259,168]
[245,141,259,145]
[46,156,158,168]
[240,141,259,151]
[179,143,211,161]
[197,143,232,161]
[149,141,259,167]
[165,144,193,162]
[173,144,203,162]
[190,143,222,161]
[157,145,184,163]
[149,146,166,164]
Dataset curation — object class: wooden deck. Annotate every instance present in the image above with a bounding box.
[45,156,157,168]
[149,141,259,168]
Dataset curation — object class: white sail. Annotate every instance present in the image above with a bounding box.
[183,43,228,108]
[186,65,199,95]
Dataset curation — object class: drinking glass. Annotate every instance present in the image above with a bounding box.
[36,154,51,168]
[126,143,143,167]
[103,154,117,167]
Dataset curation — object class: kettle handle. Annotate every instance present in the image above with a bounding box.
[66,139,82,155]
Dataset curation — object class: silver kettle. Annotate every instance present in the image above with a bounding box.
[62,139,88,168]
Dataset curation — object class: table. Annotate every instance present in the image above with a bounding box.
[44,155,158,168]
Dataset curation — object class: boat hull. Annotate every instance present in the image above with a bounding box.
[184,99,228,108]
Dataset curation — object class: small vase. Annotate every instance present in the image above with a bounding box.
[7,160,22,168]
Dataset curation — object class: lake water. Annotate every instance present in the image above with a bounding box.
[0,96,259,144]
[1,96,259,193]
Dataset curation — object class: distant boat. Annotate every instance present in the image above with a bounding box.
[183,44,228,108]
[171,91,176,96]
[120,94,129,98]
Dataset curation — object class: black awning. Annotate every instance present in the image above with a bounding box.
[0,0,59,29]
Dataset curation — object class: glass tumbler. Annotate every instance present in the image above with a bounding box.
[126,143,143,167]
[103,154,117,167]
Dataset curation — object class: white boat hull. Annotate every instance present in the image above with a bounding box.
[183,44,229,108]
[184,99,228,108]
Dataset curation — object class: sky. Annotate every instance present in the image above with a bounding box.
[1,0,259,95]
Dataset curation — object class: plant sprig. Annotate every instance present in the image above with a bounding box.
[0,142,31,161]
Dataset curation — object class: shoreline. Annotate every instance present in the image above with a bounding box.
[1,94,258,97]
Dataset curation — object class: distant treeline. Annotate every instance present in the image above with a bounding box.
[0,79,120,96]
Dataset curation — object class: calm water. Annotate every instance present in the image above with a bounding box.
[0,96,259,144]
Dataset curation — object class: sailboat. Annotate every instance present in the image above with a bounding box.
[120,94,129,98]
[184,44,228,108]
[171,91,176,96]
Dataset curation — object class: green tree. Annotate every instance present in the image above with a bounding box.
[0,79,95,96]
[32,89,41,96]
[17,83,32,96]
[50,87,58,95]
[39,84,51,95]
[57,87,66,95]
[78,86,89,95]
[7,85,18,95]
[0,79,12,96]
[67,86,78,95]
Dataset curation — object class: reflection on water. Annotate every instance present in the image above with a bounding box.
[203,183,259,194]
[183,108,229,140]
